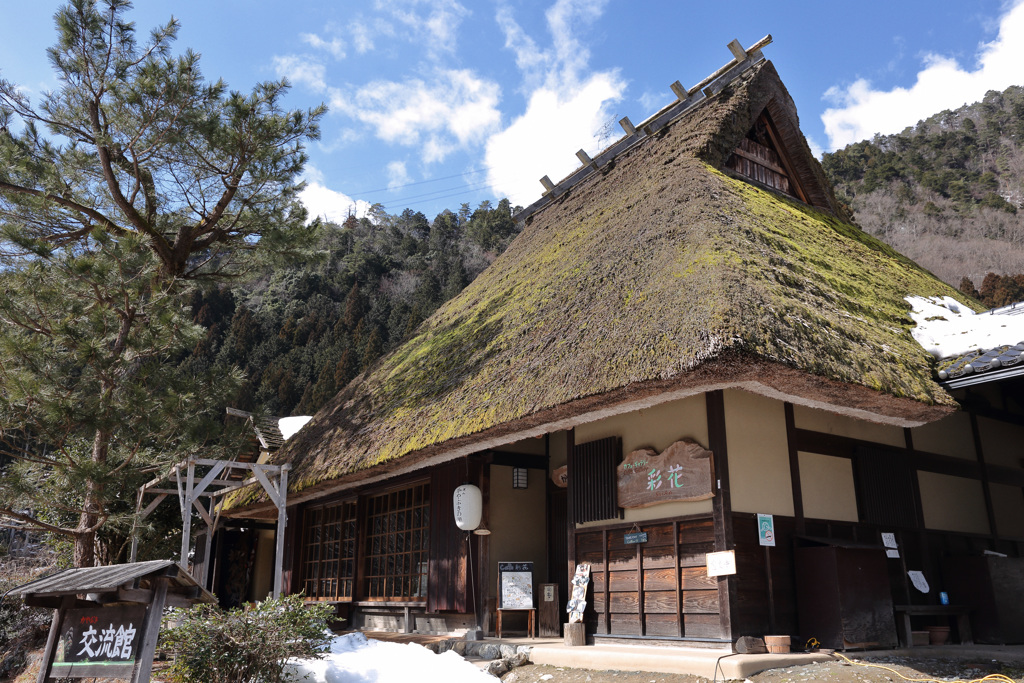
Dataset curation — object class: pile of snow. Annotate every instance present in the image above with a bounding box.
[906,295,1024,359]
[279,415,312,440]
[286,632,494,683]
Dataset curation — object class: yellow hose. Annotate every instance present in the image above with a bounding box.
[831,650,1018,683]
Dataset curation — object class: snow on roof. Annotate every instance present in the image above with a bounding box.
[279,415,312,441]
[287,632,493,683]
[906,295,1024,360]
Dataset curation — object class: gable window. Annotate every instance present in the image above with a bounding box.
[300,499,357,601]
[363,481,430,601]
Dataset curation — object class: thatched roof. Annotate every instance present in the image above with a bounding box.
[232,60,969,512]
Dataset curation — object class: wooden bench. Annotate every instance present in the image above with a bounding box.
[893,604,973,646]
[495,608,536,639]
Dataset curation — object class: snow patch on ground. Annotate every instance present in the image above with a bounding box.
[286,632,494,683]
[906,295,1024,359]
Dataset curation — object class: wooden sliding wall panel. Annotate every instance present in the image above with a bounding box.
[677,517,721,638]
[429,460,475,613]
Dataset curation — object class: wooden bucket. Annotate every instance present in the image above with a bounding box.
[764,635,791,654]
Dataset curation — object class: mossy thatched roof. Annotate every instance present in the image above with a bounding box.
[233,61,969,511]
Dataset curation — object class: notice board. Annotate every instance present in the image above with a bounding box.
[498,561,534,609]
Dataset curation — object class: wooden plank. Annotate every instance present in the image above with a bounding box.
[674,520,682,637]
[681,590,720,614]
[603,528,610,635]
[685,613,725,638]
[680,567,718,590]
[645,613,679,636]
[643,590,677,614]
[970,413,999,539]
[643,567,677,591]
[642,545,678,568]
[607,548,637,571]
[566,429,576,591]
[576,532,604,555]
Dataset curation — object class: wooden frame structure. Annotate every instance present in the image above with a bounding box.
[130,459,290,598]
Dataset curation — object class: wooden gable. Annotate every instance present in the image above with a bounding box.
[725,108,809,203]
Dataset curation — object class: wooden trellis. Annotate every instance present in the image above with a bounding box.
[130,459,290,598]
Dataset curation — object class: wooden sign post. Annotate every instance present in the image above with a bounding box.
[14,560,215,683]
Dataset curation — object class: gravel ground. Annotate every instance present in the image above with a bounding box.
[501,655,1024,683]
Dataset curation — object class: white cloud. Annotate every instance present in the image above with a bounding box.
[386,161,411,190]
[374,0,470,55]
[299,178,373,224]
[272,55,326,91]
[822,0,1024,150]
[301,32,346,59]
[351,21,376,54]
[329,69,501,163]
[485,0,625,206]
[485,72,624,206]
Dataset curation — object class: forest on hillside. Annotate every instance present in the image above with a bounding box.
[177,200,520,422]
[821,83,1024,288]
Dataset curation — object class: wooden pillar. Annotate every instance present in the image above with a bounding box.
[969,413,999,541]
[565,428,576,588]
[36,595,75,683]
[131,577,169,683]
[274,465,290,598]
[706,390,735,642]
[784,403,805,535]
[180,462,195,568]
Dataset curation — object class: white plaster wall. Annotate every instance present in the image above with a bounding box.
[487,464,548,603]
[794,404,904,447]
[724,390,794,516]
[977,416,1024,470]
[798,452,859,522]
[917,471,990,534]
[991,483,1024,539]
[910,412,977,460]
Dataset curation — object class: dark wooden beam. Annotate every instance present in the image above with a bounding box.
[970,413,1000,540]
[483,451,549,470]
[706,390,734,643]
[784,403,805,535]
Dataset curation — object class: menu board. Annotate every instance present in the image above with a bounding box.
[498,561,534,609]
[567,563,591,624]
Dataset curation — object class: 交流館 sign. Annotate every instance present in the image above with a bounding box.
[52,605,147,678]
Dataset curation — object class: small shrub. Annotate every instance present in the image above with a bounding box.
[161,593,335,683]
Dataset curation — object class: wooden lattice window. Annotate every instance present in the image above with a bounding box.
[364,481,430,601]
[300,499,357,601]
[725,109,807,203]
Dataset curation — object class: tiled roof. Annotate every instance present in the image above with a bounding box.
[936,302,1024,386]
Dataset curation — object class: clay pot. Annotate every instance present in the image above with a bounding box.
[927,625,950,645]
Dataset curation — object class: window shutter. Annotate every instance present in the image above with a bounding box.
[572,436,623,523]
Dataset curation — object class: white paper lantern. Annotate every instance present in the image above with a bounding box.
[453,484,482,531]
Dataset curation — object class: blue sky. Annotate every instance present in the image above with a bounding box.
[2,1,1024,221]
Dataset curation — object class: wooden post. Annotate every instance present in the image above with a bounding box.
[274,465,290,598]
[564,622,586,646]
[180,462,195,568]
[707,390,735,643]
[36,595,75,683]
[131,577,169,683]
[565,429,576,591]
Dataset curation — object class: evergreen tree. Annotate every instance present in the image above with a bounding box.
[0,0,322,566]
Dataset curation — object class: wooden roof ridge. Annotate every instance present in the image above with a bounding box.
[516,35,774,224]
[226,406,286,451]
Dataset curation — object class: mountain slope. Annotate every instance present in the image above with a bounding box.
[822,84,1024,286]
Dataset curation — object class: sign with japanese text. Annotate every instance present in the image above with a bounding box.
[624,532,648,545]
[706,550,737,577]
[52,605,146,678]
[616,439,715,508]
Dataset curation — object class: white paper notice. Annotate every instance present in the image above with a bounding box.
[886,548,900,559]
[881,533,898,548]
[908,570,930,593]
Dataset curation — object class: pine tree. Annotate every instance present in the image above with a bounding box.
[0,0,323,566]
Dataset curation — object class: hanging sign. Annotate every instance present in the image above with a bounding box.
[757,513,775,547]
[706,550,737,577]
[624,531,648,545]
[617,439,715,508]
[51,605,147,679]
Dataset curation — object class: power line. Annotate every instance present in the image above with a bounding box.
[349,168,491,196]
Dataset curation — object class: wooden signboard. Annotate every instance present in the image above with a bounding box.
[498,562,534,609]
[51,605,147,679]
[617,439,714,509]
